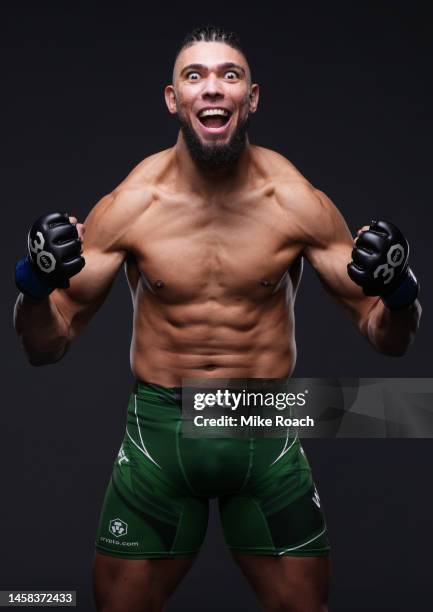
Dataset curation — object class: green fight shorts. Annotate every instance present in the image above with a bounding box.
[95,381,330,559]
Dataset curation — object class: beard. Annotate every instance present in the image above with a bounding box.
[177,112,250,170]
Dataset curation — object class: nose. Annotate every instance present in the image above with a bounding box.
[201,73,224,101]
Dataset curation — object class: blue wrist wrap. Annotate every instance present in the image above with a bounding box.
[382,268,419,310]
[15,256,55,300]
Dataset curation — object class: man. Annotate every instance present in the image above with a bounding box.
[14,26,421,612]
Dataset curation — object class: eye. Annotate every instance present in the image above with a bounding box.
[186,72,201,81]
[224,70,239,80]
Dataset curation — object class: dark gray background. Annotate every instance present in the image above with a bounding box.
[2,1,432,610]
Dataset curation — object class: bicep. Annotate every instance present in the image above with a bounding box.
[303,192,377,330]
[51,245,125,339]
[50,194,127,339]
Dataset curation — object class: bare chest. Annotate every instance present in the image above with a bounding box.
[127,195,302,301]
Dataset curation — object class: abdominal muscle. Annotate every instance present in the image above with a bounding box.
[130,292,296,387]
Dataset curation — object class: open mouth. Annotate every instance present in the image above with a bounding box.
[196,108,232,132]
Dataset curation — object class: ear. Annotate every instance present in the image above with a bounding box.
[164,85,177,114]
[248,83,260,114]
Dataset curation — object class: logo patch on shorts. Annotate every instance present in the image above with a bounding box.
[109,518,128,538]
[117,445,129,465]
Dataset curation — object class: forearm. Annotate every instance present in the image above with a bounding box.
[362,298,422,356]
[13,292,71,365]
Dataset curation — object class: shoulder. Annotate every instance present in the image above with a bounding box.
[249,146,346,245]
[250,146,328,213]
[83,149,173,248]
[250,145,309,183]
[273,178,350,248]
[275,181,328,217]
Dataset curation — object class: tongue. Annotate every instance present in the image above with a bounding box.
[201,115,227,128]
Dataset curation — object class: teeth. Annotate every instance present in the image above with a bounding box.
[199,108,229,118]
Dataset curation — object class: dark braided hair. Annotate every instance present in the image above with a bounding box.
[176,26,245,59]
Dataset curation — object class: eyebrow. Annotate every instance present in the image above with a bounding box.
[179,62,246,77]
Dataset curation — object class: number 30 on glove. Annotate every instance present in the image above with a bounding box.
[347,219,419,310]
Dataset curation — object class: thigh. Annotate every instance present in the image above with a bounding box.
[95,474,209,559]
[219,439,330,556]
[96,389,210,559]
[232,553,330,612]
[93,552,196,612]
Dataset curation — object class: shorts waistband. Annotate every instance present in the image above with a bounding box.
[133,379,182,406]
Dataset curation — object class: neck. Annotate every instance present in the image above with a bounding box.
[174,130,252,195]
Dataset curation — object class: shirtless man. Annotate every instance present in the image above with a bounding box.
[14,26,421,612]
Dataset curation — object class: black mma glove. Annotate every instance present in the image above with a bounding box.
[15,212,85,300]
[347,219,419,310]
